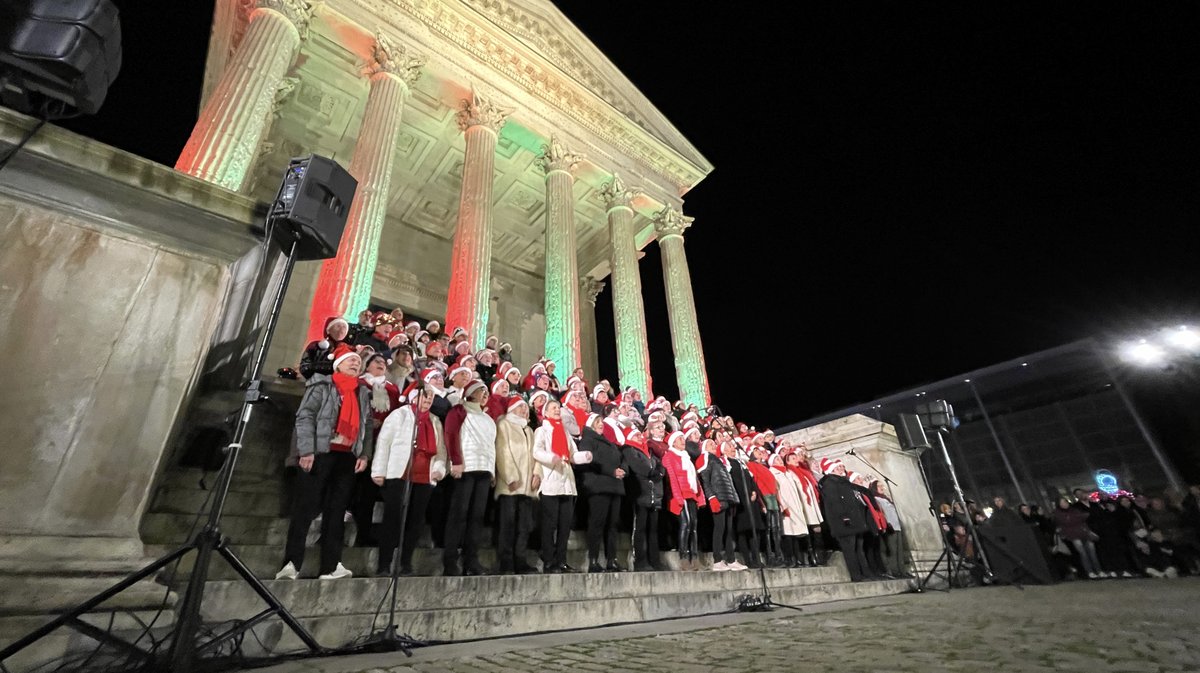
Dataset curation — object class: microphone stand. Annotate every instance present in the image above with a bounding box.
[360,386,427,655]
[842,448,915,580]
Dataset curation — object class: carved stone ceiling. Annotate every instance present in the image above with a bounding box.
[241,3,667,285]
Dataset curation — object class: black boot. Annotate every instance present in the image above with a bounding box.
[588,558,605,573]
[606,560,626,573]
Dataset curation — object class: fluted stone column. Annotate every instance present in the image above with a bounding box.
[579,275,605,384]
[445,91,512,351]
[654,206,710,406]
[175,0,313,192]
[306,35,424,342]
[601,174,652,397]
[539,137,584,371]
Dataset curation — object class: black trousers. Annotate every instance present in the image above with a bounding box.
[864,532,887,576]
[765,510,783,560]
[676,500,699,561]
[284,451,357,574]
[442,471,491,570]
[632,504,661,567]
[736,529,761,567]
[377,480,433,572]
[711,506,736,564]
[497,494,534,571]
[350,470,380,546]
[836,533,870,581]
[587,493,621,563]
[540,495,575,568]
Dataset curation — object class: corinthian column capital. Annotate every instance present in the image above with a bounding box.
[537,136,584,175]
[256,0,315,39]
[457,89,514,133]
[652,206,694,239]
[581,276,605,306]
[365,31,426,85]
[599,173,640,211]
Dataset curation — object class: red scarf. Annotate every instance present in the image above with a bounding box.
[415,408,437,456]
[789,464,821,502]
[545,417,570,460]
[566,400,590,431]
[331,372,361,443]
[626,434,650,459]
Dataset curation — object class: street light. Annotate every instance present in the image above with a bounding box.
[1121,338,1167,367]
[1164,325,1200,354]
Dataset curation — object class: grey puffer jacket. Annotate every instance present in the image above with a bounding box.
[294,374,374,460]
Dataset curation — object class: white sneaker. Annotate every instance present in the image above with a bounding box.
[1087,572,1099,579]
[1145,568,1164,578]
[319,563,353,580]
[274,562,298,580]
[1106,572,1118,578]
[711,561,730,572]
[728,561,749,571]
[1164,567,1179,578]
[1120,571,1135,578]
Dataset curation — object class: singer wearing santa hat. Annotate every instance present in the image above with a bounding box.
[277,344,374,581]
[494,397,540,575]
[817,457,872,582]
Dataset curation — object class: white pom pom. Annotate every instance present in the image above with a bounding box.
[318,339,330,350]
[327,353,335,361]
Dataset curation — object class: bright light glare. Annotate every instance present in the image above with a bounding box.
[1165,326,1200,353]
[1121,338,1167,366]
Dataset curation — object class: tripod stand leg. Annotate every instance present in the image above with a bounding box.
[0,544,193,664]
[217,544,322,652]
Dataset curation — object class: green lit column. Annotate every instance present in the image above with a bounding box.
[538,137,584,371]
[602,174,653,397]
[445,90,512,351]
[654,206,710,407]
[306,34,424,342]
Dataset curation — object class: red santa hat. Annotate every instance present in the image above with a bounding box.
[388,332,407,348]
[586,412,601,429]
[451,326,467,338]
[769,454,786,470]
[324,316,349,336]
[507,396,527,412]
[498,361,514,378]
[667,430,686,450]
[463,379,487,401]
[490,379,508,395]
[820,457,844,474]
[591,384,608,399]
[449,364,472,380]
[529,390,550,407]
[405,321,420,332]
[426,320,441,331]
[331,344,360,370]
[421,368,443,384]
[454,340,472,354]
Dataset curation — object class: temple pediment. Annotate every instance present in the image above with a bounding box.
[461,0,711,176]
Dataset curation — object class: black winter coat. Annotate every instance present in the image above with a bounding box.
[696,452,739,507]
[621,445,664,509]
[819,474,870,537]
[579,427,625,496]
[684,440,702,462]
[728,459,764,530]
[299,338,340,379]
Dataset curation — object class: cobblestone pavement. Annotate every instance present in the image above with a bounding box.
[264,579,1200,673]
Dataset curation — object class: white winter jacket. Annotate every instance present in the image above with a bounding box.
[772,466,810,537]
[532,423,592,497]
[371,406,447,483]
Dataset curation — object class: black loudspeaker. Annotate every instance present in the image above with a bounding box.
[270,155,357,261]
[916,399,955,431]
[977,525,1057,585]
[0,0,122,116]
[897,413,931,452]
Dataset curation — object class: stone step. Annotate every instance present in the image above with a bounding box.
[160,467,285,496]
[0,609,176,673]
[142,539,802,582]
[194,572,909,656]
[150,484,285,517]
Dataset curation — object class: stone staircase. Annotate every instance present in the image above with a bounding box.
[127,390,913,658]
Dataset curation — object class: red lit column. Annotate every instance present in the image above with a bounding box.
[305,35,424,342]
[444,90,512,351]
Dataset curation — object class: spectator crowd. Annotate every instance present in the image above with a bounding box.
[938,487,1200,581]
[274,309,908,582]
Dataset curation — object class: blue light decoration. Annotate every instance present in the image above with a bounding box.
[1094,469,1120,495]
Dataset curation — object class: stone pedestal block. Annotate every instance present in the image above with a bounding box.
[779,414,946,576]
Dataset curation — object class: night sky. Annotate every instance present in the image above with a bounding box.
[61,2,1200,433]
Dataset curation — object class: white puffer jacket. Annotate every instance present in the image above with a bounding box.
[371,405,447,482]
[458,403,497,475]
[532,423,592,497]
